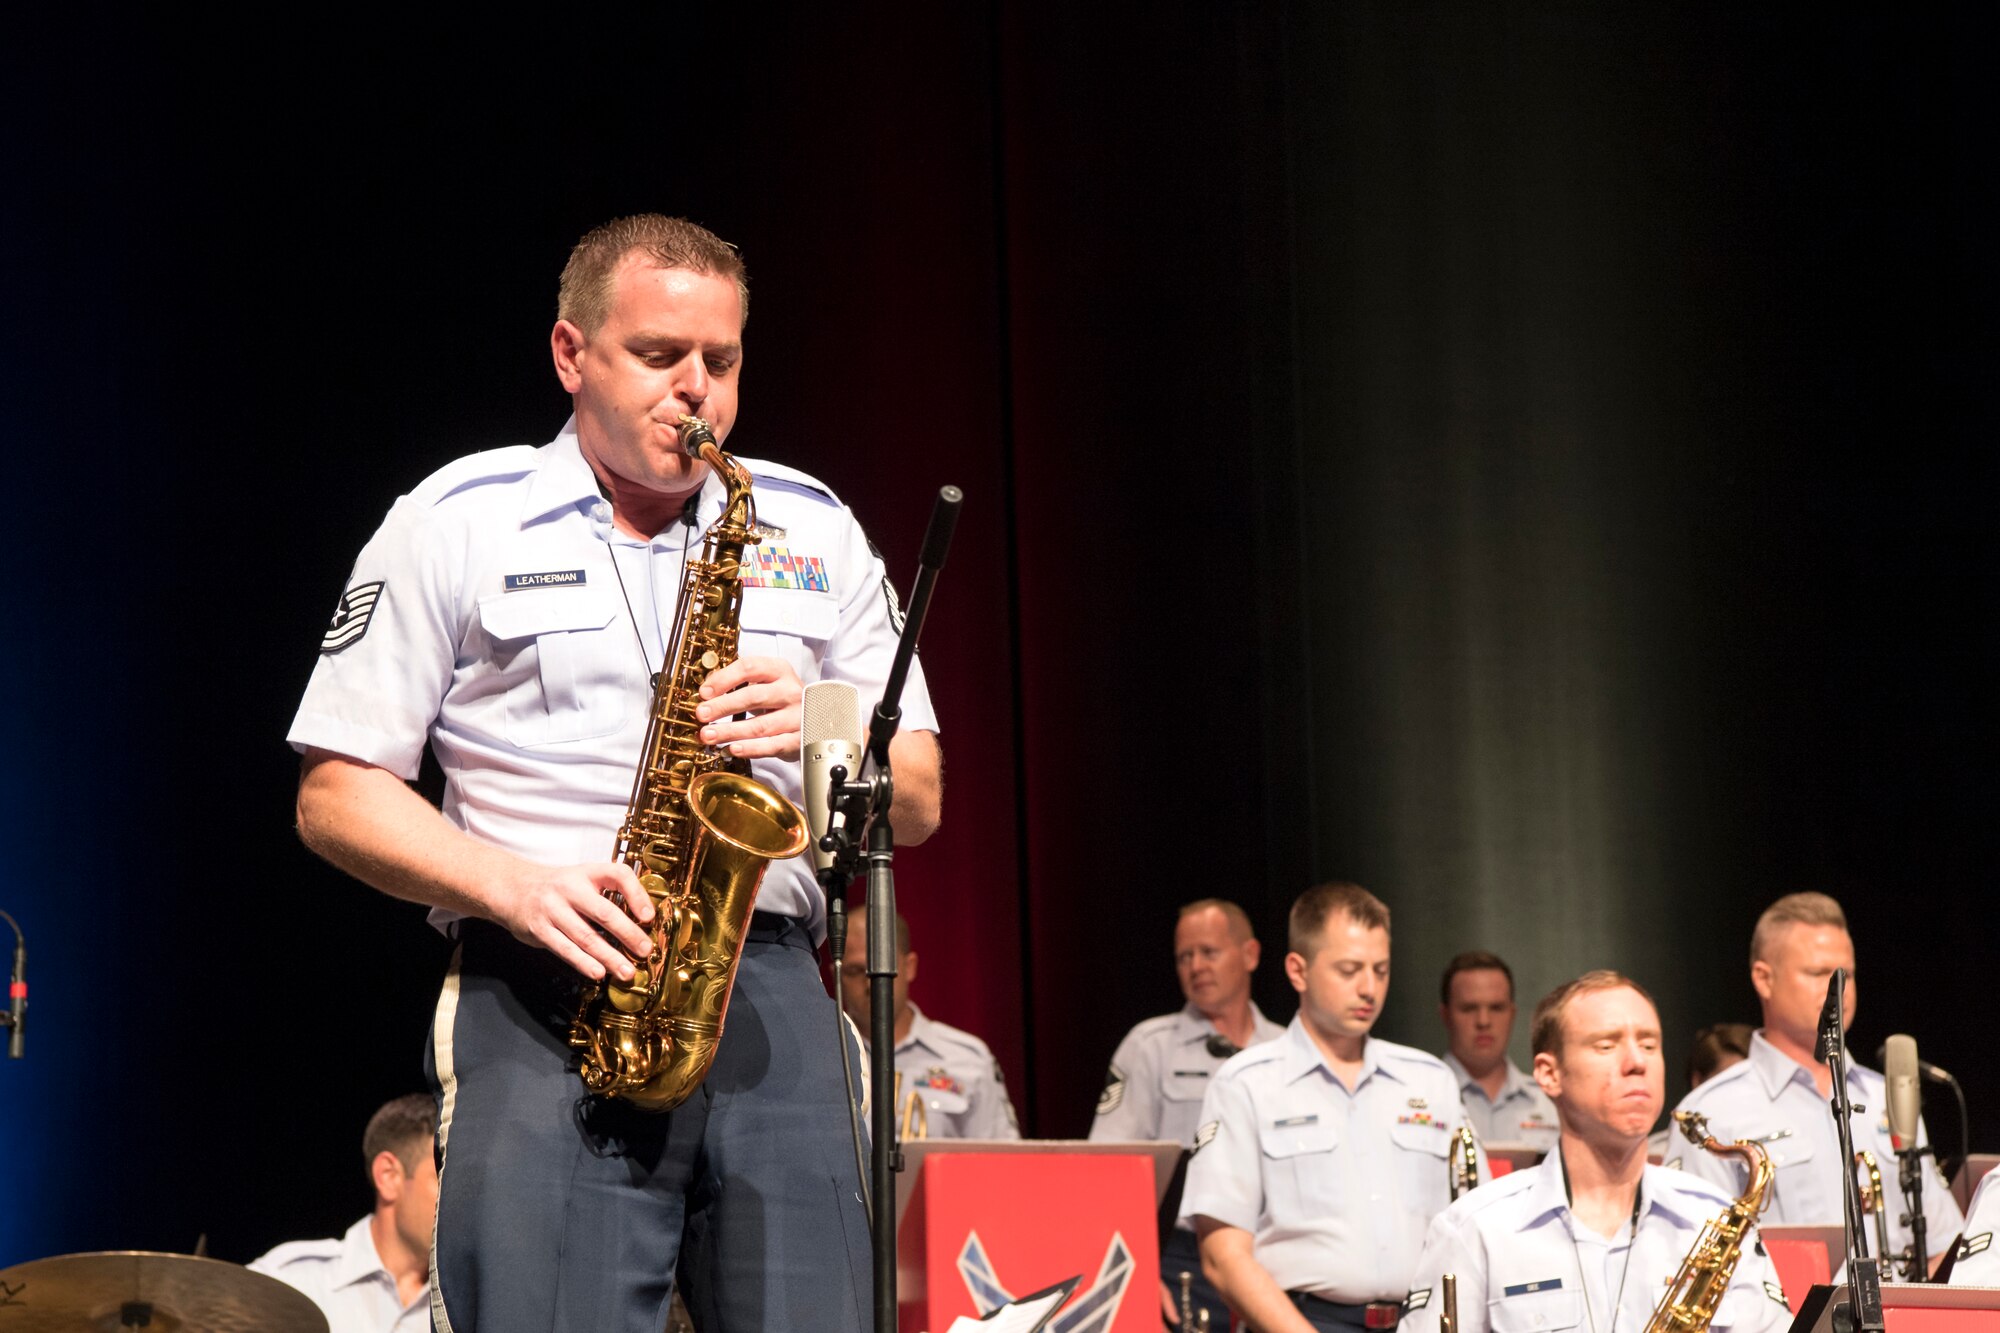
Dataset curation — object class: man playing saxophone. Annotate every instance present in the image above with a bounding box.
[1402,972,1793,1333]
[290,214,942,1332]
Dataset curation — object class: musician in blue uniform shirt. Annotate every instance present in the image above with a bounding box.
[1179,883,1484,1333]
[1091,897,1285,1328]
[249,1095,436,1333]
[839,908,1019,1140]
[1948,1169,2000,1285]
[290,215,943,1333]
[1403,971,1793,1333]
[1437,951,1559,1153]
[1670,893,1962,1277]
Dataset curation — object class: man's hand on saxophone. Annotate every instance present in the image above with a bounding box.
[696,654,806,760]
[296,749,657,984]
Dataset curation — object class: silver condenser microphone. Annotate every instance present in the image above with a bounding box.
[802,680,863,879]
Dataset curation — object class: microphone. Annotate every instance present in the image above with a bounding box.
[6,927,23,1060]
[1816,968,1846,1063]
[1876,1041,1957,1085]
[802,680,863,879]
[1883,1034,1922,1153]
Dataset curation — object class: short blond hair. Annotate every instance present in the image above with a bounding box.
[1178,898,1255,942]
[1751,892,1848,966]
[557,214,749,335]
[1530,970,1656,1057]
[1288,882,1389,957]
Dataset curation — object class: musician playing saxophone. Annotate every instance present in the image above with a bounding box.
[291,214,942,1333]
[1401,972,1792,1333]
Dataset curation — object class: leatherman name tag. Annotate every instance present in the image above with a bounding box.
[1272,1114,1318,1128]
[504,569,586,590]
[1504,1279,1563,1297]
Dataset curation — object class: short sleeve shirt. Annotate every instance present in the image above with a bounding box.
[1670,1032,1963,1266]
[1089,1003,1286,1147]
[886,1004,1020,1141]
[1950,1168,2000,1285]
[1177,1021,1486,1302]
[1401,1156,1793,1333]
[248,1216,428,1333]
[287,420,938,938]
[1444,1052,1561,1151]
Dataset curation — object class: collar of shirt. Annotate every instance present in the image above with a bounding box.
[1745,1029,1863,1101]
[330,1216,403,1297]
[1513,1154,1706,1237]
[897,1003,937,1057]
[1443,1051,1540,1107]
[1171,1002,1282,1049]
[1277,1016,1396,1090]
[523,418,733,536]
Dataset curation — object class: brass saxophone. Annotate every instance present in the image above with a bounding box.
[567,415,811,1110]
[1643,1111,1777,1333]
[1450,1125,1479,1200]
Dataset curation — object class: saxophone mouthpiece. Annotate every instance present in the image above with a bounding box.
[1673,1109,1711,1146]
[677,414,718,457]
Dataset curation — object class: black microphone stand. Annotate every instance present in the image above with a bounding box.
[1822,968,1884,1332]
[815,486,962,1333]
[1895,1119,1931,1283]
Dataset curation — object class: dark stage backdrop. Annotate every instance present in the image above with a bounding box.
[2,6,1991,1268]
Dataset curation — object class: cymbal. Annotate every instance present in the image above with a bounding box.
[0,1251,329,1332]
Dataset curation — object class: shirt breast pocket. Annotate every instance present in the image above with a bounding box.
[1257,1115,1340,1219]
[479,589,626,747]
[1159,1066,1211,1106]
[1489,1288,1583,1333]
[1389,1118,1453,1206]
[739,587,839,681]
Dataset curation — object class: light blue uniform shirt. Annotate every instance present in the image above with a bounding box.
[249,1215,429,1333]
[288,419,938,939]
[1670,1031,1963,1268]
[877,1003,1020,1141]
[1445,1052,1561,1151]
[1949,1167,2000,1285]
[1177,1020,1486,1302]
[1402,1153,1793,1333]
[1090,1002,1286,1148]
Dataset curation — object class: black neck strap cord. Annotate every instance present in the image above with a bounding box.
[1558,1147,1644,1333]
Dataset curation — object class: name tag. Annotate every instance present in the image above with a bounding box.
[1504,1279,1563,1297]
[504,569,587,590]
[1272,1114,1319,1128]
[1171,1069,1212,1079]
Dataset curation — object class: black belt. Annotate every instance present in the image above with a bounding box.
[746,911,812,949]
[1289,1294,1403,1329]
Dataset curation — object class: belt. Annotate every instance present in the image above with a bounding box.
[746,911,812,950]
[1289,1294,1403,1329]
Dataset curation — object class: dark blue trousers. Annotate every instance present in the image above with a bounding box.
[426,917,871,1332]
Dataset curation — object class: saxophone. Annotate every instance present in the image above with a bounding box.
[1450,1125,1479,1200]
[1644,1111,1777,1333]
[567,415,811,1111]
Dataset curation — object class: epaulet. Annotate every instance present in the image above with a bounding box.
[1376,1040,1451,1073]
[1124,1012,1186,1042]
[404,445,543,509]
[1459,1164,1541,1215]
[1219,1040,1286,1079]
[739,456,841,507]
[250,1236,342,1271]
[1651,1164,1734,1209]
